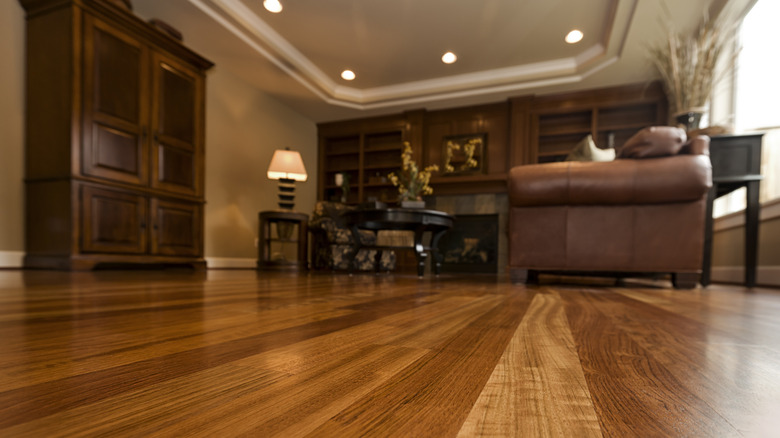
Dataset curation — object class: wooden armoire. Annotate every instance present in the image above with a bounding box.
[19,0,213,270]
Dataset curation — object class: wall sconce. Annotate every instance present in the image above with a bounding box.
[267,147,307,210]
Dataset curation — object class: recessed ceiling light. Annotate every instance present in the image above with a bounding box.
[263,0,283,13]
[341,70,356,81]
[442,52,457,64]
[565,29,583,44]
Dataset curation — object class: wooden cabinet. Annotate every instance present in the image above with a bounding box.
[20,0,213,270]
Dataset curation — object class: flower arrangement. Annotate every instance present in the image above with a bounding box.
[388,142,439,201]
[648,10,738,119]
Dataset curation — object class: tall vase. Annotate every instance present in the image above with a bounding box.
[675,109,705,132]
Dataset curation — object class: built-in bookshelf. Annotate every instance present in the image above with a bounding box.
[531,83,667,163]
[317,82,668,199]
[318,116,410,204]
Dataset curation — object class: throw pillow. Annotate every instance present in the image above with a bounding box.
[618,126,687,159]
[565,134,615,162]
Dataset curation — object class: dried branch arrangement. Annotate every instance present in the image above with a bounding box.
[649,11,738,116]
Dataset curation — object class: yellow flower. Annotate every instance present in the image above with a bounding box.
[387,141,437,201]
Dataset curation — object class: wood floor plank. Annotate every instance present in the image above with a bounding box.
[458,290,602,437]
[5,344,426,437]
[1,271,780,436]
[306,288,535,437]
[0,289,435,429]
[561,288,740,437]
[257,295,502,375]
[603,287,780,433]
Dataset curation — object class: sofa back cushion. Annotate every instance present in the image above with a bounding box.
[617,126,687,159]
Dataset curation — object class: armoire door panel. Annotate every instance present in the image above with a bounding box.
[81,185,147,254]
[150,199,201,256]
[157,144,194,189]
[87,123,143,184]
[151,53,203,196]
[93,27,142,123]
[82,15,148,185]
[158,64,196,144]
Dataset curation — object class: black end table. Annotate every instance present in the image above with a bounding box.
[702,134,763,287]
[341,208,454,277]
[257,211,308,271]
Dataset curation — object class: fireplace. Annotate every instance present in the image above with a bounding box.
[438,214,498,273]
[428,194,507,274]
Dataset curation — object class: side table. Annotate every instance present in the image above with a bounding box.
[257,211,308,271]
[702,134,763,287]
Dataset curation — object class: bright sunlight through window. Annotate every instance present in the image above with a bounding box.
[713,0,780,217]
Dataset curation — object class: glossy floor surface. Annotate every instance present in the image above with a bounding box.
[0,270,779,437]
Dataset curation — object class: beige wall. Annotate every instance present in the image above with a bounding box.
[0,1,25,262]
[713,216,780,266]
[712,213,780,286]
[0,2,317,267]
[204,68,317,261]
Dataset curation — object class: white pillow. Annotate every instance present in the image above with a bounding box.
[565,134,616,162]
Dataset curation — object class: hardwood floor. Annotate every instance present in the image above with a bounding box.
[0,269,779,437]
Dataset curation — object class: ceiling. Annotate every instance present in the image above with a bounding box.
[130,0,746,123]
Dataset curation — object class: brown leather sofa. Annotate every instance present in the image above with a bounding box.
[507,126,712,288]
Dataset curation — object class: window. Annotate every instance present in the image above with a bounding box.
[713,0,780,217]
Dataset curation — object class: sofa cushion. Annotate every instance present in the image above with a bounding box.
[617,126,687,159]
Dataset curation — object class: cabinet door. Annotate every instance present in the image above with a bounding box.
[150,198,202,256]
[81,185,147,254]
[82,15,149,186]
[150,52,204,197]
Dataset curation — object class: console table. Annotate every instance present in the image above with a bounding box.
[702,133,764,287]
[341,208,454,277]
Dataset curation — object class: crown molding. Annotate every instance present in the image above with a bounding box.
[190,0,637,110]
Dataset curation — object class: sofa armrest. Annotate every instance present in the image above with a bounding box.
[508,154,712,207]
[680,135,710,156]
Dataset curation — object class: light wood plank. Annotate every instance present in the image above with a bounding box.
[458,291,602,437]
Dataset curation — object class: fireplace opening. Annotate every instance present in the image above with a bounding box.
[438,214,498,273]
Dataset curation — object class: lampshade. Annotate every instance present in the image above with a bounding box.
[267,149,307,181]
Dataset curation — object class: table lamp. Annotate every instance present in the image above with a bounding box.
[267,147,307,210]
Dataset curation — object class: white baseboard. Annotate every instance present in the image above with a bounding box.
[0,251,24,268]
[205,257,257,269]
[710,265,780,287]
